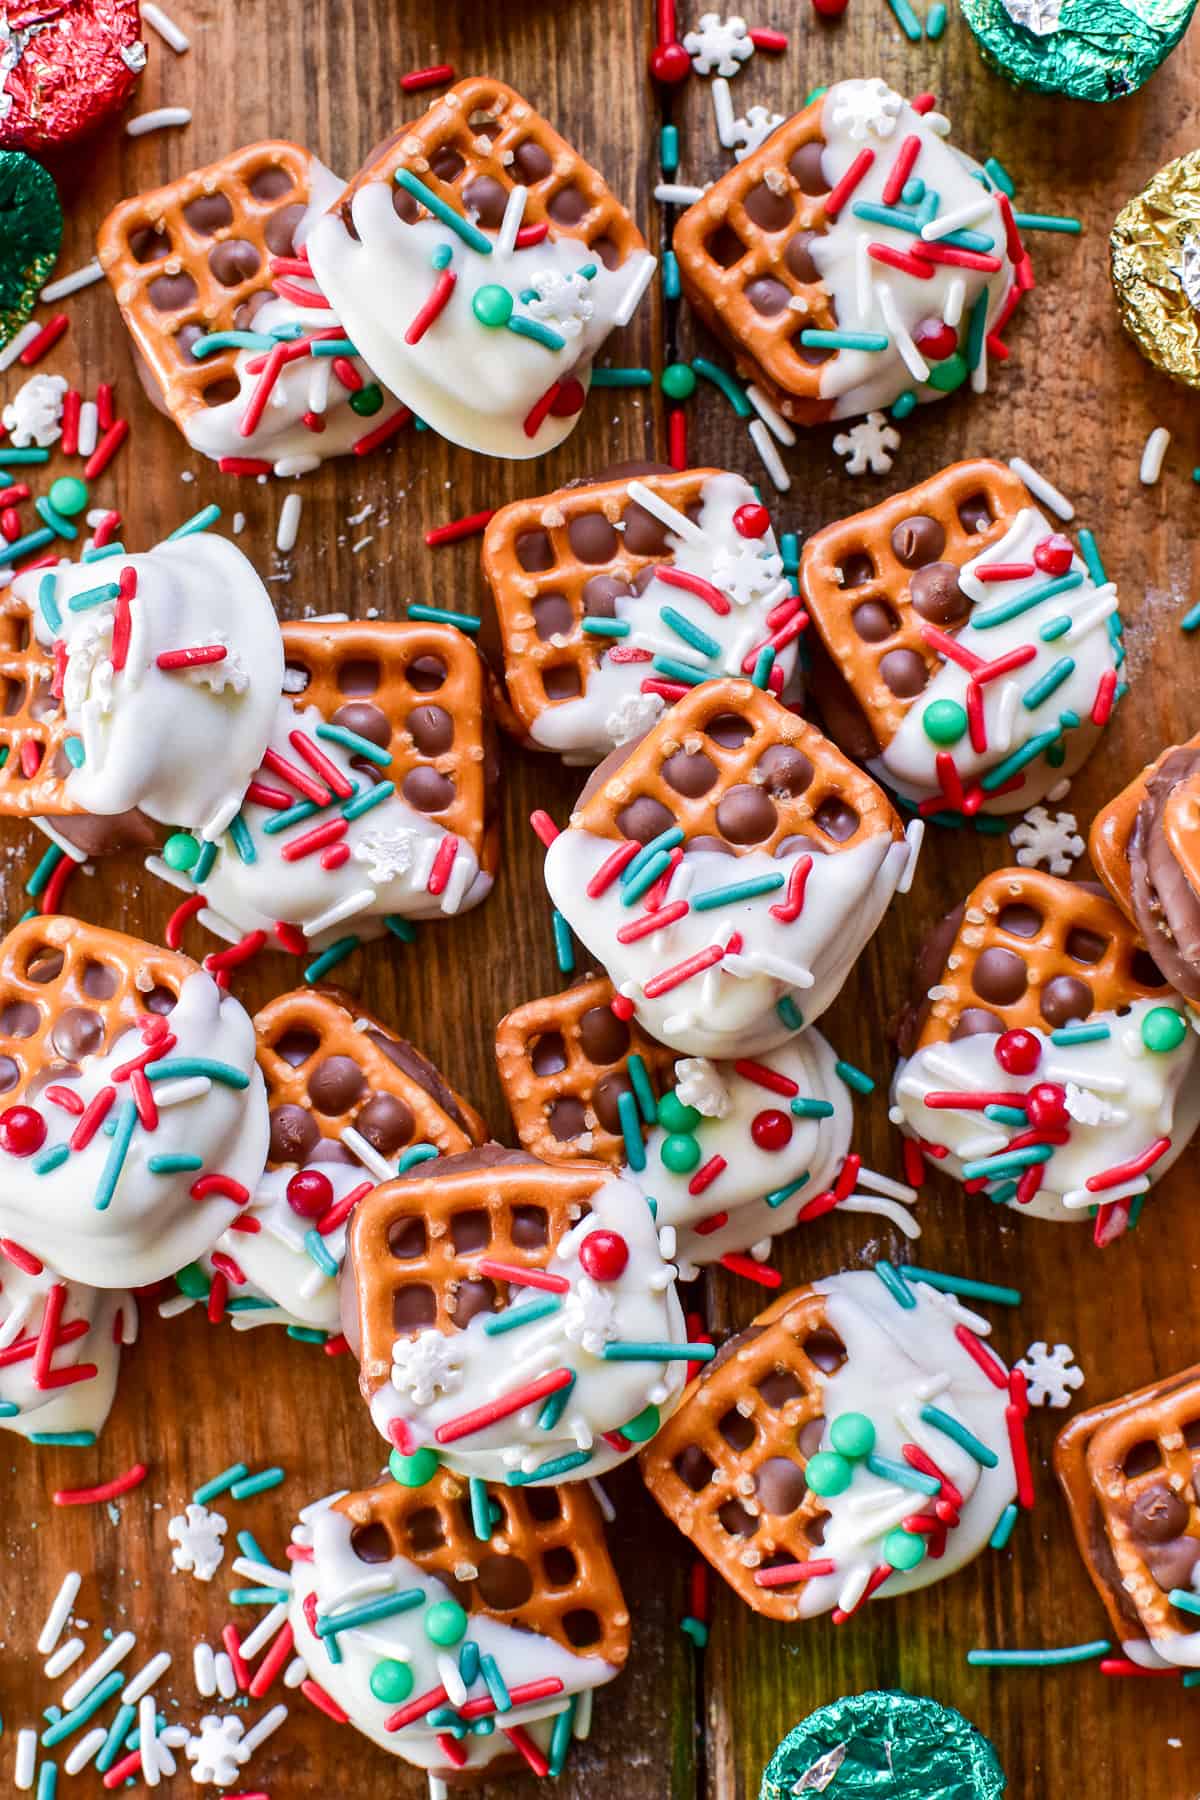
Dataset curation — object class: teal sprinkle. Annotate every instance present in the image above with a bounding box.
[269,322,305,340]
[988,1181,1019,1205]
[17,906,35,922]
[469,1477,492,1541]
[385,915,417,943]
[551,908,574,974]
[1169,1589,1200,1619]
[287,1325,327,1343]
[590,367,653,387]
[190,839,217,885]
[603,1341,714,1363]
[92,1099,137,1211]
[237,1530,268,1563]
[25,842,63,897]
[651,653,706,687]
[790,1097,836,1119]
[227,812,256,865]
[1050,1023,1110,1045]
[308,338,359,356]
[395,170,492,254]
[29,1430,96,1445]
[690,357,753,417]
[663,250,681,301]
[990,1502,1019,1550]
[582,616,630,637]
[397,1143,438,1174]
[431,243,453,271]
[965,289,989,372]
[681,1617,709,1648]
[661,605,721,659]
[506,1449,592,1485]
[660,123,680,175]
[764,1172,810,1209]
[62,737,84,768]
[81,542,125,562]
[984,157,1015,198]
[317,721,391,765]
[37,572,60,631]
[980,727,1062,792]
[852,200,923,236]
[518,287,538,303]
[799,329,889,352]
[304,937,360,984]
[231,1587,290,1605]
[9,526,58,561]
[1184,1670,1200,1688]
[168,504,221,540]
[1077,527,1107,586]
[316,1589,424,1637]
[190,330,275,356]
[968,1641,1107,1667]
[506,314,566,351]
[624,826,684,885]
[891,391,918,420]
[0,445,49,464]
[971,570,1085,630]
[95,1705,136,1774]
[627,1051,657,1126]
[480,1654,511,1712]
[780,531,799,574]
[618,1088,647,1172]
[33,1144,70,1176]
[36,497,76,540]
[1038,615,1071,641]
[577,263,598,280]
[406,603,480,634]
[148,1152,205,1173]
[622,848,672,905]
[962,1144,1053,1180]
[921,1405,999,1468]
[1012,212,1082,235]
[902,178,926,205]
[229,1296,276,1312]
[0,1397,19,1414]
[41,1672,124,1746]
[865,1453,941,1496]
[984,1104,1028,1127]
[484,1294,562,1336]
[1181,600,1200,634]
[230,1467,285,1500]
[145,1058,249,1088]
[549,1696,577,1778]
[925,1,947,35]
[834,1059,875,1095]
[305,1229,339,1278]
[751,645,775,689]
[262,797,322,835]
[341,780,395,821]
[194,1462,249,1504]
[874,1260,916,1310]
[1021,657,1075,710]
[67,580,120,613]
[776,996,804,1031]
[537,1372,575,1430]
[692,873,784,910]
[884,0,923,41]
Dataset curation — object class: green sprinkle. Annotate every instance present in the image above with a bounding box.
[95,1705,136,1773]
[29,1430,97,1445]
[618,1088,647,1172]
[537,1373,575,1431]
[430,244,453,272]
[406,603,481,633]
[551,908,574,974]
[582,616,630,637]
[660,123,680,175]
[145,1058,249,1088]
[317,1589,425,1637]
[591,366,653,387]
[622,849,672,906]
[469,1477,493,1541]
[835,1059,875,1095]
[1181,602,1200,634]
[191,329,275,357]
[680,1617,709,1649]
[229,1466,285,1500]
[389,1446,440,1487]
[968,1641,1108,1667]
[925,1,947,35]
[790,1098,836,1121]
[304,1229,339,1278]
[236,1530,269,1563]
[883,0,923,39]
[780,531,799,573]
[603,1341,715,1362]
[920,1405,999,1467]
[984,157,1015,198]
[691,357,753,417]
[66,580,120,613]
[1077,527,1107,586]
[972,570,1084,630]
[988,1181,1019,1205]
[1050,1023,1110,1045]
[484,1294,562,1336]
[777,996,804,1031]
[227,811,256,864]
[25,842,63,898]
[506,1450,592,1485]
[231,1587,290,1605]
[990,1502,1019,1550]
[480,1653,511,1712]
[1021,657,1075,710]
[384,916,417,945]
[891,390,918,420]
[922,699,968,746]
[692,873,784,910]
[317,721,391,765]
[874,1260,916,1309]
[61,737,84,769]
[625,827,684,885]
[801,328,889,352]
[627,1051,657,1126]
[549,1697,577,1777]
[962,1145,1053,1181]
[867,1456,940,1497]
[852,200,922,236]
[506,314,565,351]
[35,496,76,540]
[1038,615,1072,642]
[93,1099,137,1212]
[397,1143,438,1173]
[37,571,61,631]
[751,645,775,689]
[980,727,1062,792]
[342,781,395,821]
[41,1672,125,1746]
[661,605,720,659]
[287,1325,327,1343]
[395,170,492,255]
[984,1104,1028,1127]
[651,653,707,687]
[304,937,360,984]
[662,250,681,301]
[168,503,221,539]
[193,840,217,883]
[349,382,382,415]
[163,831,200,871]
[1012,212,1082,235]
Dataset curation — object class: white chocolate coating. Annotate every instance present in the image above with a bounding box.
[0,1264,131,1442]
[368,1173,687,1483]
[204,1158,366,1333]
[19,536,283,840]
[890,999,1200,1222]
[545,829,912,1058]
[290,1495,613,1773]
[307,185,655,458]
[0,972,269,1288]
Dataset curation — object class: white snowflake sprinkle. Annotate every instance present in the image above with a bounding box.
[605,688,666,746]
[185,1714,249,1786]
[830,79,904,143]
[1169,234,1200,316]
[352,825,418,883]
[832,411,901,476]
[1002,0,1063,35]
[1063,1082,1118,1128]
[1010,805,1084,875]
[673,1056,731,1119]
[732,104,785,160]
[168,1503,227,1582]
[389,1328,463,1407]
[561,1276,617,1354]
[682,12,753,77]
[526,269,595,340]
[1014,1341,1084,1408]
[708,539,785,607]
[3,372,68,447]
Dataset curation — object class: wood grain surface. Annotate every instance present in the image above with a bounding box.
[2,2,1199,1796]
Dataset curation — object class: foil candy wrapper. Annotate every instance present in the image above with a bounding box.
[961,0,1197,102]
[0,149,61,348]
[760,1693,1006,1800]
[1112,149,1200,389]
[0,0,145,151]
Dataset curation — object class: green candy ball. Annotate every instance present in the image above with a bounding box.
[927,352,968,393]
[425,1599,468,1647]
[369,1658,413,1703]
[163,831,200,872]
[472,283,515,328]
[350,383,384,416]
[829,1411,876,1460]
[804,1451,853,1498]
[657,1091,700,1134]
[661,361,697,400]
[619,1403,661,1444]
[883,1527,927,1571]
[1142,1005,1188,1054]
[388,1446,440,1488]
[175,1263,209,1300]
[921,699,968,747]
[48,475,88,518]
[660,1131,701,1174]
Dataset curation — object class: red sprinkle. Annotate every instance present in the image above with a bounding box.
[249,1620,295,1698]
[1090,669,1118,728]
[719,1251,781,1288]
[70,1086,116,1151]
[19,313,68,365]
[60,392,81,457]
[40,848,75,915]
[425,509,497,548]
[867,241,935,281]
[515,221,550,248]
[157,644,228,671]
[218,457,273,476]
[882,134,922,205]
[330,355,361,392]
[655,564,731,615]
[748,25,788,47]
[688,1153,727,1196]
[102,1750,142,1789]
[755,1558,835,1587]
[735,1058,799,1097]
[400,62,456,91]
[165,893,205,950]
[529,809,560,848]
[207,1270,229,1323]
[54,1461,149,1506]
[910,92,937,113]
[642,936,737,999]
[587,838,641,898]
[616,899,690,943]
[523,381,562,439]
[191,1173,251,1205]
[435,1368,574,1444]
[426,834,459,895]
[769,852,812,923]
[0,1238,43,1275]
[274,921,307,955]
[406,269,457,345]
[222,1623,251,1691]
[504,1726,549,1778]
[825,149,875,220]
[83,418,129,481]
[1006,1401,1035,1507]
[96,381,115,431]
[953,1323,1009,1388]
[289,729,354,799]
[301,1677,349,1723]
[668,407,688,470]
[353,408,412,456]
[205,930,268,974]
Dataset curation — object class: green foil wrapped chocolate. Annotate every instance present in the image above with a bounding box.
[0,151,62,350]
[760,1693,1006,1800]
[1111,150,1200,388]
[961,0,1197,102]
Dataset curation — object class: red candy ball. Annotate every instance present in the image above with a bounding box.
[812,0,850,14]
[750,1108,793,1152]
[0,1105,46,1157]
[1034,534,1074,576]
[286,1169,334,1219]
[1027,1082,1069,1130]
[549,378,587,418]
[649,40,691,83]
[993,1029,1041,1076]
[579,1230,630,1283]
[914,319,959,361]
[733,502,771,539]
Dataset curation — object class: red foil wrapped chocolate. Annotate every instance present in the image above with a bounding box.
[0,0,145,151]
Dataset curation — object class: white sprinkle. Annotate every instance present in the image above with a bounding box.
[747,418,790,492]
[15,1729,37,1789]
[429,1780,449,1800]
[350,534,373,554]
[198,905,242,943]
[123,1649,172,1705]
[139,1694,161,1787]
[126,106,192,137]
[898,817,925,895]
[158,1291,196,1318]
[654,183,706,206]
[231,1556,292,1589]
[437,1650,468,1707]
[970,333,988,396]
[495,183,528,259]
[340,1124,394,1182]
[574,1685,594,1739]
[876,282,929,382]
[624,478,706,545]
[141,1,190,51]
[943,275,967,329]
[63,1629,136,1710]
[712,76,737,147]
[920,194,994,241]
[40,259,104,303]
[613,253,657,329]
[587,1477,616,1523]
[193,1642,217,1697]
[745,383,796,446]
[283,1656,308,1689]
[855,1166,919,1204]
[1008,456,1075,520]
[276,491,302,554]
[239,1602,288,1660]
[77,400,99,458]
[44,1636,85,1678]
[214,1650,238,1698]
[274,454,322,478]
[302,886,377,939]
[64,1727,107,1775]
[232,512,246,535]
[1139,426,1171,486]
[38,1571,82,1655]
[0,322,40,374]
[241,1702,288,1755]
[153,1076,212,1108]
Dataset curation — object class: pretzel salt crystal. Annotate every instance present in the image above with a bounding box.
[482,468,799,762]
[544,677,910,1058]
[641,1268,1018,1621]
[306,77,655,458]
[673,79,1020,425]
[290,1472,628,1779]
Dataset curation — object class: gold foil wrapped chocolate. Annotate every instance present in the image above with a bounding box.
[1111,149,1200,389]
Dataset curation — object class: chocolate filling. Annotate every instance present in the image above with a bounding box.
[1129,747,1200,999]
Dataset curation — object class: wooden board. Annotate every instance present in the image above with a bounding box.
[2,1,1200,1795]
